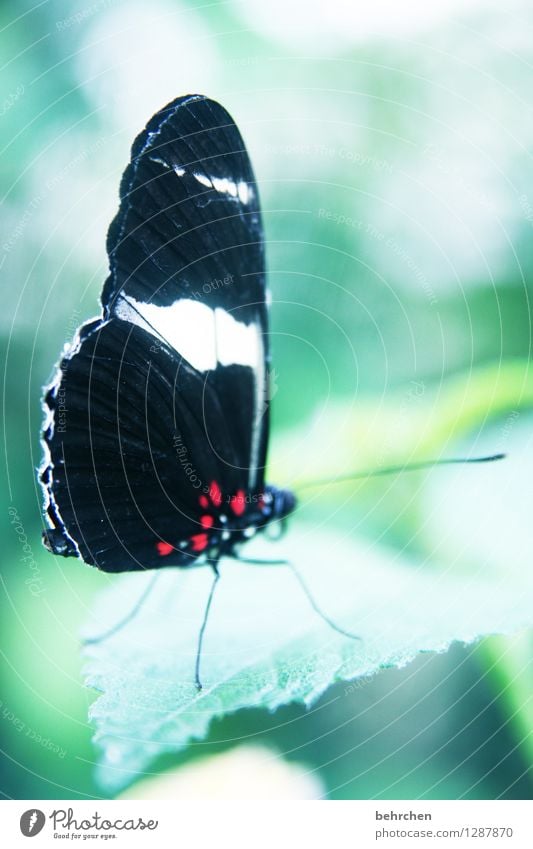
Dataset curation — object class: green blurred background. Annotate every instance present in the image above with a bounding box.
[1,0,532,800]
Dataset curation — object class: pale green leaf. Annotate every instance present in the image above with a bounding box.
[84,521,533,791]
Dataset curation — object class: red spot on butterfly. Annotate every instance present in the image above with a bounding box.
[156,541,173,556]
[209,480,222,507]
[190,533,209,552]
[200,514,214,529]
[199,494,209,509]
[230,489,246,516]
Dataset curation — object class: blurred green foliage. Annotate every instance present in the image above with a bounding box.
[1,0,532,800]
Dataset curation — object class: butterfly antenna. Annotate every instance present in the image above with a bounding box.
[83,571,160,646]
[296,452,506,490]
[195,562,220,691]
[237,556,360,641]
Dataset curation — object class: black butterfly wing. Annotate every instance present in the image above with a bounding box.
[103,95,265,317]
[40,95,269,572]
[104,94,269,491]
[41,318,246,571]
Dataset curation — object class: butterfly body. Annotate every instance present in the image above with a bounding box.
[40,94,296,574]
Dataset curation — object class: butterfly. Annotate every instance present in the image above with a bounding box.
[39,94,501,687]
[40,94,296,579]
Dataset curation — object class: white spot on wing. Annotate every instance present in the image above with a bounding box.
[212,176,237,197]
[115,295,261,374]
[191,172,252,204]
[214,306,260,368]
[238,181,251,204]
[248,329,265,489]
[149,155,169,169]
[151,155,185,177]
[193,171,212,188]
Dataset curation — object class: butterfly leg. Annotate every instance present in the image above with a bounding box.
[238,556,361,641]
[234,557,289,565]
[84,571,160,646]
[194,561,220,691]
[285,560,361,641]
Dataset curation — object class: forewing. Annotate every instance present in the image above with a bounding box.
[103,94,265,318]
[103,94,269,489]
